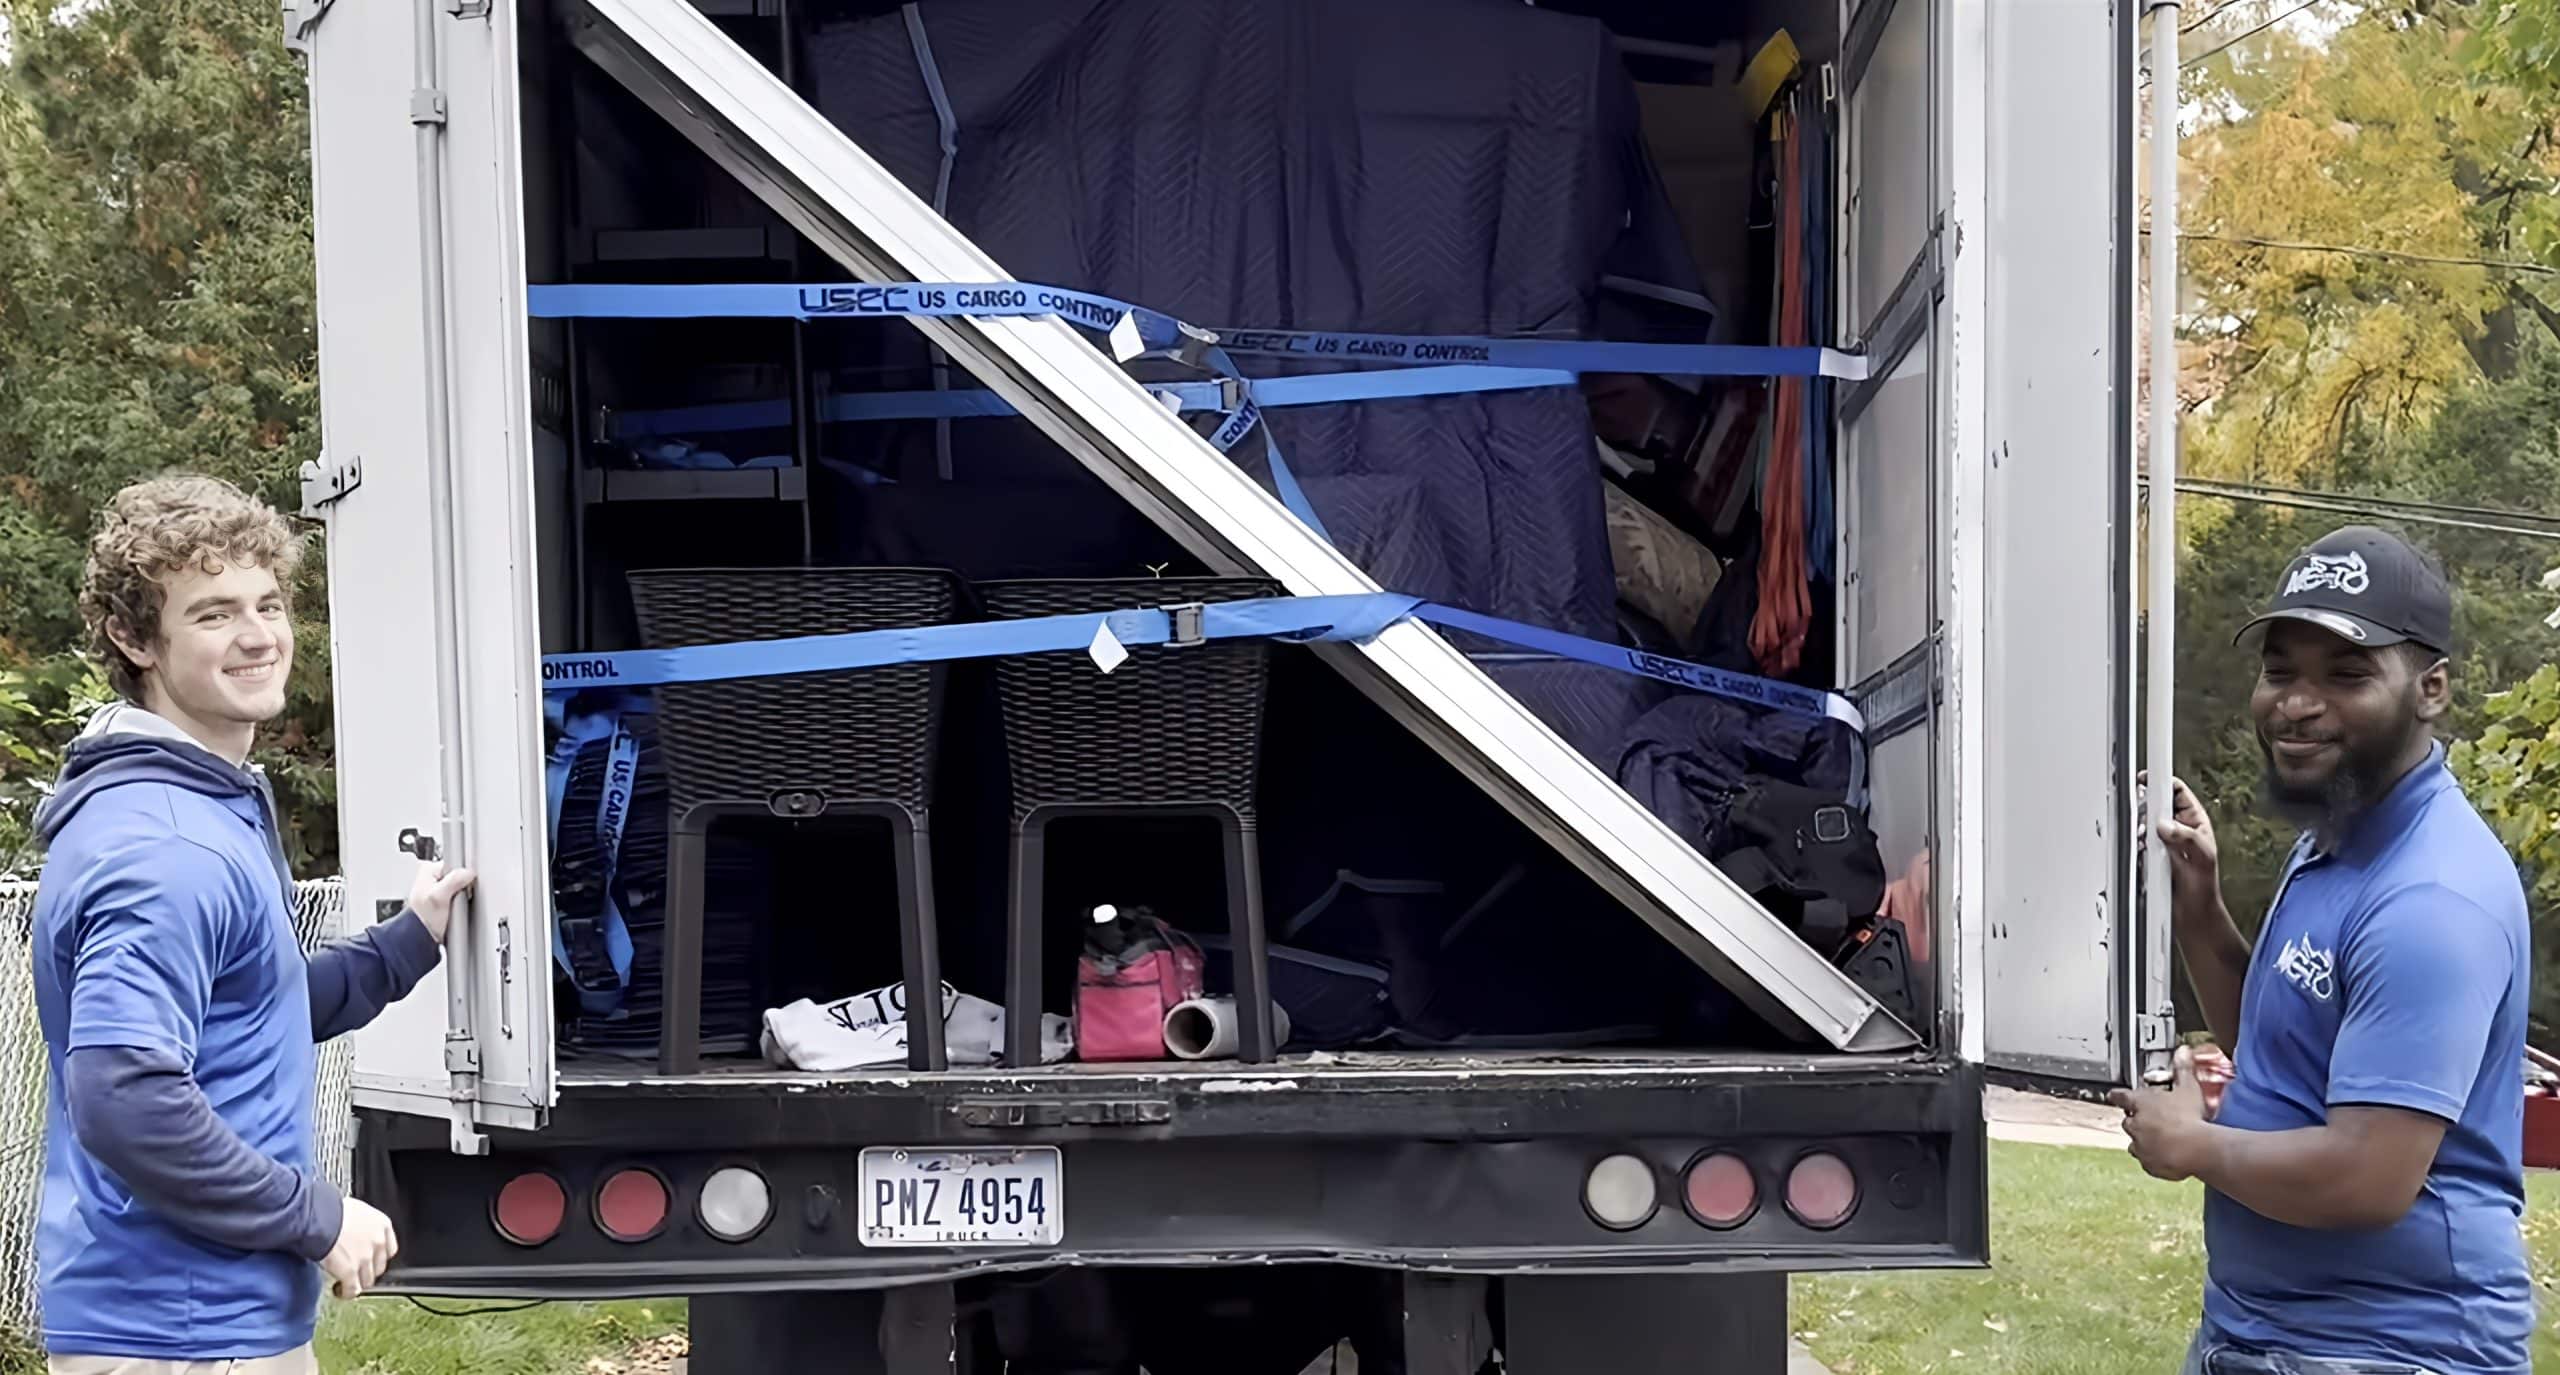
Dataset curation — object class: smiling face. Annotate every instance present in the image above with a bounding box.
[111,558,295,762]
[2251,619,2448,832]
[80,475,306,765]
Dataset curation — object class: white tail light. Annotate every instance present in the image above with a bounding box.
[696,1166,774,1243]
[1582,1154,1659,1230]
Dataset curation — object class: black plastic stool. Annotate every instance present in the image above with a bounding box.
[978,576,1283,1066]
[628,566,963,1075]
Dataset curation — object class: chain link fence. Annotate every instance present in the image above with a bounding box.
[0,877,354,1340]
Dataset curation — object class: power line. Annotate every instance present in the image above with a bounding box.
[2136,0,2298,67]
[2138,0,2335,87]
[2143,475,2560,542]
[2185,0,2333,66]
[2189,477,2560,530]
[2144,228,2560,277]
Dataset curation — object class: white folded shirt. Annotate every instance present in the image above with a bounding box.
[761,980,1072,1071]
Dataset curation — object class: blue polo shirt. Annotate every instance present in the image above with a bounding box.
[2202,743,2533,1375]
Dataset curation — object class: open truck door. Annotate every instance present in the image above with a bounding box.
[301,0,557,1149]
[1861,0,2167,1087]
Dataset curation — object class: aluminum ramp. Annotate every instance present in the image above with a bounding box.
[561,0,1918,1055]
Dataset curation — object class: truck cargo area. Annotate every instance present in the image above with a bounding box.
[515,0,1947,1085]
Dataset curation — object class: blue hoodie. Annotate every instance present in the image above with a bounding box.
[30,704,443,1360]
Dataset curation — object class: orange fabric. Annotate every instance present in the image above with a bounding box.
[1750,106,1811,677]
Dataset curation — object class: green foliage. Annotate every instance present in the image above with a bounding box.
[2171,351,2560,1034]
[0,0,335,872]
[0,656,110,872]
[2450,662,2560,1034]
[2164,3,2560,1043]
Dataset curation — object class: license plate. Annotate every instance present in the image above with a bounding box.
[857,1146,1062,1247]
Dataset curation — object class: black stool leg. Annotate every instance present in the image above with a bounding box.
[659,811,709,1076]
[1222,816,1275,1063]
[1005,815,1047,1068]
[893,814,948,1072]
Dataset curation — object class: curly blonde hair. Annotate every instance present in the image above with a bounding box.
[80,475,305,704]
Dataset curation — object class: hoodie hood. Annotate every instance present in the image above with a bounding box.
[31,703,263,844]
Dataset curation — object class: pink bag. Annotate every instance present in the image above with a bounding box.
[1074,916,1204,1062]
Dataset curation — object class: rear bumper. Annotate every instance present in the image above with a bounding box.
[359,1054,1987,1296]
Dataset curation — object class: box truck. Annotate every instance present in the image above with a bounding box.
[292,0,2161,1366]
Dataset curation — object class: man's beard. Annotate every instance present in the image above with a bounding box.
[2257,701,2425,833]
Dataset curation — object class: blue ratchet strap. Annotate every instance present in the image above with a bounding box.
[543,694,639,1007]
[523,283,1870,381]
[530,283,1331,532]
[1208,327,1870,382]
[540,595,1419,693]
[538,592,1862,731]
[1406,603,1863,731]
[588,721,641,1012]
[1107,311,1333,539]
[603,365,1581,440]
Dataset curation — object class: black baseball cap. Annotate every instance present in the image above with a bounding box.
[2236,525,2454,655]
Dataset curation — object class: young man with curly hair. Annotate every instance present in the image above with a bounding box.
[30,475,474,1374]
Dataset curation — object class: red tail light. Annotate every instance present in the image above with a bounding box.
[493,1171,567,1247]
[1783,1151,1859,1230]
[1681,1152,1759,1229]
[595,1167,672,1243]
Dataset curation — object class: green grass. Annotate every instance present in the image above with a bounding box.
[314,1297,683,1375]
[1794,1139,2560,1375]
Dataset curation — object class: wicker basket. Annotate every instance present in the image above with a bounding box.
[976,576,1282,818]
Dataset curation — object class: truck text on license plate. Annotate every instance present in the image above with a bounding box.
[857,1147,1062,1248]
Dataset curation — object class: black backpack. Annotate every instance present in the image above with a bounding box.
[1707,779,1887,953]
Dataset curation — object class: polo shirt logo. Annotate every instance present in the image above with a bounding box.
[2274,932,2337,1002]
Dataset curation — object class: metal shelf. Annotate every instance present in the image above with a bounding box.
[580,225,792,266]
[580,465,807,504]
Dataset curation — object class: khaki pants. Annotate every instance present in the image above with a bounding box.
[47,1344,319,1375]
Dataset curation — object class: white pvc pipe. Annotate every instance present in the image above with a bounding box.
[2143,0,2181,1085]
[1164,998,1292,1061]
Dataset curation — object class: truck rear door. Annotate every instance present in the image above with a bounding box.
[303,0,557,1142]
[1837,0,2161,1086]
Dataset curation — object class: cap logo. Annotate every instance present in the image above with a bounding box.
[2284,551,2370,598]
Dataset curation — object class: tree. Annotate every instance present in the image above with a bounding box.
[2172,350,2560,1039]
[2450,663,2560,1039]
[0,0,335,873]
[2177,2,2560,488]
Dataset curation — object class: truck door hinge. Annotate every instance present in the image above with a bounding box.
[2135,1011,2176,1053]
[445,0,493,17]
[298,452,361,514]
[1821,62,1839,108]
[444,1033,480,1078]
[410,88,449,127]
